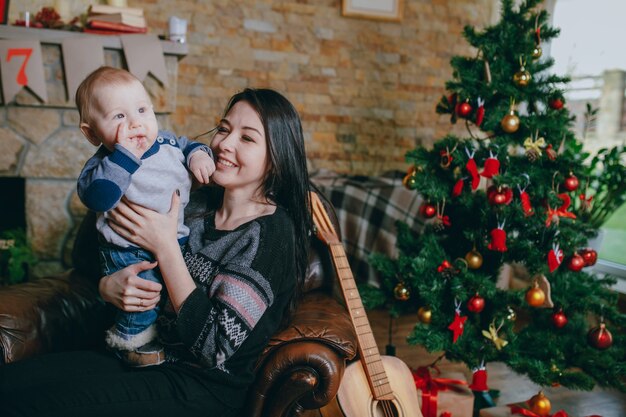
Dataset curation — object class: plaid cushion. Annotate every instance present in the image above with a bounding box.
[311,169,424,285]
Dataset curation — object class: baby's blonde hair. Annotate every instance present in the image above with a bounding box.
[75,66,140,124]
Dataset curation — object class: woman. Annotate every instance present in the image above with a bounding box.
[0,88,312,417]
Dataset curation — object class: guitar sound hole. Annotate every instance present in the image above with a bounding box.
[375,400,400,417]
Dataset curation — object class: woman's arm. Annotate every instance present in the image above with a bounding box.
[107,192,196,311]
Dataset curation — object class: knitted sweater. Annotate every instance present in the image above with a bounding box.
[158,190,296,403]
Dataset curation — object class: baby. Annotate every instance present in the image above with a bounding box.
[75,66,215,367]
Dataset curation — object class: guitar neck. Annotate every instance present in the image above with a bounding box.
[328,243,394,400]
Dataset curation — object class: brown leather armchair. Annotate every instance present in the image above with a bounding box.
[0,193,357,417]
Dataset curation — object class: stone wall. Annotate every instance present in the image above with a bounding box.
[12,0,498,174]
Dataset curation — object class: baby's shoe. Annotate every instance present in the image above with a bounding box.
[121,340,165,367]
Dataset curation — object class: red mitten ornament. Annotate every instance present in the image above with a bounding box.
[488,221,507,252]
[480,151,500,178]
[465,148,480,190]
[548,243,563,273]
[469,363,489,392]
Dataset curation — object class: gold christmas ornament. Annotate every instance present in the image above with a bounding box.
[501,101,520,133]
[465,248,483,269]
[402,173,417,190]
[528,391,551,417]
[525,283,546,307]
[532,45,542,59]
[418,306,432,324]
[393,282,410,301]
[513,69,531,86]
[513,57,531,87]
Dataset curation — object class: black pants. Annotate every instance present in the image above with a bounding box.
[0,350,241,417]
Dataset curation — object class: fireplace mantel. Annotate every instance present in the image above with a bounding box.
[0,25,187,111]
[0,25,188,56]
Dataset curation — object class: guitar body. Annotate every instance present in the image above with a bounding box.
[321,356,422,417]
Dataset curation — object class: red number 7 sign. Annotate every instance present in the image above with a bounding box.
[6,48,33,86]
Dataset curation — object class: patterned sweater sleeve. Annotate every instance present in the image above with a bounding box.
[175,213,293,369]
[77,145,141,212]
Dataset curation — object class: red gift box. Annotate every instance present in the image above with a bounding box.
[412,366,474,417]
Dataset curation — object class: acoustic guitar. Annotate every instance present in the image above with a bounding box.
[311,192,422,417]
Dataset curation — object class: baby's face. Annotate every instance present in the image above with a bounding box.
[88,79,158,153]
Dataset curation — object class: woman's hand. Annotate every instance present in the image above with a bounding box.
[99,261,162,311]
[108,191,181,255]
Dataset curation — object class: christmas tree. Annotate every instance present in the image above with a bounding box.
[365,0,626,392]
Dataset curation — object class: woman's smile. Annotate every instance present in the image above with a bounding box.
[216,156,237,168]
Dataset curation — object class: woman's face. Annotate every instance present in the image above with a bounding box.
[210,101,269,197]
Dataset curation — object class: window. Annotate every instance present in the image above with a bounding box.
[550,0,626,285]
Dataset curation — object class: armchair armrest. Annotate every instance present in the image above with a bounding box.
[0,270,109,365]
[247,291,357,417]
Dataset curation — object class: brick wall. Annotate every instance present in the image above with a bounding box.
[12,0,497,175]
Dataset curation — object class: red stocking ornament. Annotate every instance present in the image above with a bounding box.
[475,97,485,127]
[480,151,500,178]
[452,178,465,197]
[517,183,534,217]
[548,243,564,273]
[465,148,480,190]
[488,221,507,252]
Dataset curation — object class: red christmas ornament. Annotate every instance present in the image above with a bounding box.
[488,222,507,252]
[448,306,467,343]
[580,248,598,266]
[588,322,613,350]
[547,243,563,273]
[545,193,577,227]
[420,203,437,218]
[519,189,534,217]
[452,178,465,197]
[469,364,489,391]
[487,185,513,205]
[458,101,473,117]
[475,97,485,126]
[549,98,564,110]
[551,309,568,329]
[579,193,594,211]
[545,144,558,161]
[437,260,454,273]
[567,253,586,272]
[467,294,485,313]
[563,173,579,191]
[480,151,500,178]
[440,148,454,169]
[465,148,480,190]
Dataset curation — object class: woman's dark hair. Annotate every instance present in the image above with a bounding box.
[223,88,312,316]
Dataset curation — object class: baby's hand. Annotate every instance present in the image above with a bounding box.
[189,151,216,184]
[116,124,147,159]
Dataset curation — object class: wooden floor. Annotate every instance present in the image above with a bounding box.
[366,309,626,417]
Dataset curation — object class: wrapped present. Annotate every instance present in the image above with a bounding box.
[412,366,474,417]
[479,405,602,417]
